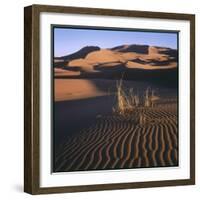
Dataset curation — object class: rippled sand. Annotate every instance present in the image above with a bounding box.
[54,101,178,172]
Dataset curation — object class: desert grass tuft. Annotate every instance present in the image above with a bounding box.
[113,78,160,121]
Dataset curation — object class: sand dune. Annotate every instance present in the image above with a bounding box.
[54,101,178,172]
[54,45,177,76]
[66,47,176,72]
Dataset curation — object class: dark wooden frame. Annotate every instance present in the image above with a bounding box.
[24,4,195,195]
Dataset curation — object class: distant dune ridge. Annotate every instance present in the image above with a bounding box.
[54,44,177,78]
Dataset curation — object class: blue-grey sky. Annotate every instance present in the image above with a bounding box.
[53,27,178,57]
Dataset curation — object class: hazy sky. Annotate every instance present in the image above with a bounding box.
[53,27,178,57]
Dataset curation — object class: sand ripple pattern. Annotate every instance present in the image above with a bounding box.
[54,103,178,172]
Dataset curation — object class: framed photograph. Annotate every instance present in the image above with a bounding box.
[24,4,195,194]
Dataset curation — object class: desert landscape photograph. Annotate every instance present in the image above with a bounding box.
[52,27,178,172]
